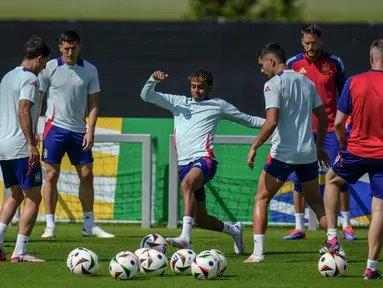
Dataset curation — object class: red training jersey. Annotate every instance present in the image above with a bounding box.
[287,52,346,133]
[337,70,383,159]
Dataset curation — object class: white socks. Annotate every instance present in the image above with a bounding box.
[180,216,194,241]
[222,222,238,236]
[295,213,305,232]
[253,234,265,256]
[341,211,351,229]
[45,214,55,228]
[83,211,96,230]
[14,234,29,255]
[327,228,337,241]
[367,259,378,271]
[0,223,8,245]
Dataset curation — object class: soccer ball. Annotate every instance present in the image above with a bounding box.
[140,233,168,254]
[139,249,168,276]
[210,249,227,276]
[170,249,197,275]
[67,247,100,276]
[109,251,140,280]
[134,248,150,273]
[134,248,150,258]
[318,253,347,277]
[191,252,219,280]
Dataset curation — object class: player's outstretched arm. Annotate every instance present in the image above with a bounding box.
[140,71,184,112]
[220,100,265,128]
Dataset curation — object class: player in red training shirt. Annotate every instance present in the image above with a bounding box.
[284,24,356,241]
[323,39,383,280]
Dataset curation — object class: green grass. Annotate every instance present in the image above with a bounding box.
[0,0,382,22]
[0,223,381,287]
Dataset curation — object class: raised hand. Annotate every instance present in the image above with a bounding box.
[152,71,168,81]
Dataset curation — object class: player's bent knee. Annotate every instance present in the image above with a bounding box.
[180,179,194,192]
[255,190,270,205]
[326,169,346,187]
[9,186,24,201]
[45,169,60,183]
[79,171,93,184]
[23,187,43,204]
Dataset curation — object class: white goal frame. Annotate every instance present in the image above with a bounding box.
[167,135,318,230]
[2,134,154,228]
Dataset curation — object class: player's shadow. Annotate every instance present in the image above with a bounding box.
[346,260,366,263]
[132,277,151,280]
[89,274,111,278]
[266,251,317,255]
[217,275,236,280]
[29,239,84,243]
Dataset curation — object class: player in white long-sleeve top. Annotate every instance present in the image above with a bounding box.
[141,69,265,253]
[39,31,113,238]
[0,36,51,262]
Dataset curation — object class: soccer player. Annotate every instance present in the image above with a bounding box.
[283,24,356,241]
[39,30,114,238]
[0,36,51,262]
[322,39,383,280]
[245,43,330,263]
[141,69,266,253]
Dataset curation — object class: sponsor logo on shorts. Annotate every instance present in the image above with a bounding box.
[193,162,202,167]
[35,172,41,183]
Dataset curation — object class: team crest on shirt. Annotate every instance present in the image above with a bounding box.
[67,75,76,86]
[321,62,330,75]
[35,172,41,183]
[43,148,48,159]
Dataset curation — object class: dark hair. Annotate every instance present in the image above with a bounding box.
[59,30,81,44]
[23,35,51,60]
[301,24,323,38]
[188,68,213,85]
[370,39,383,51]
[257,43,286,64]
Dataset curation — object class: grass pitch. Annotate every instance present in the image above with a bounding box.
[0,223,381,287]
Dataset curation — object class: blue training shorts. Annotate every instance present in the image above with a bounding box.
[0,157,42,189]
[293,131,349,192]
[333,148,383,200]
[264,155,318,183]
[42,124,93,166]
[178,157,218,201]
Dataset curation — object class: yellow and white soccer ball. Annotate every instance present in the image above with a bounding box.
[318,252,347,277]
[139,249,168,276]
[140,233,168,254]
[109,251,140,280]
[66,247,100,276]
[170,249,197,275]
[191,251,219,280]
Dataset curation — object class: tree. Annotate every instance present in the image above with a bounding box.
[256,0,303,21]
[185,0,303,21]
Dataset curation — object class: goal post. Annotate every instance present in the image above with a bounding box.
[167,134,319,230]
[1,134,155,228]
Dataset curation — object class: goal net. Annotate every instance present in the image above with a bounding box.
[1,134,155,227]
[168,135,372,229]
